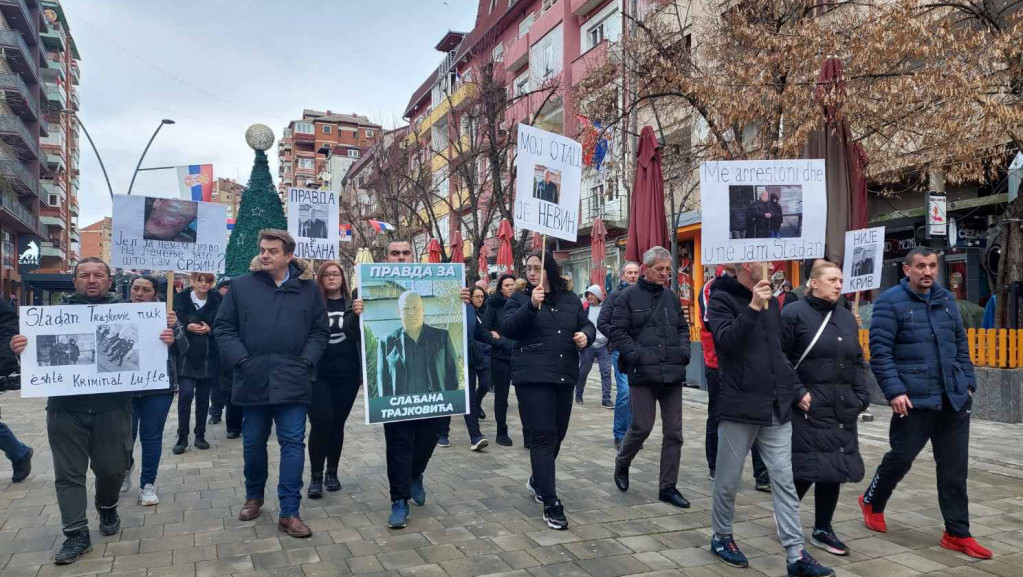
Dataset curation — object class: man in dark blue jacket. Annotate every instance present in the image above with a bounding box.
[860,247,991,559]
[215,230,328,539]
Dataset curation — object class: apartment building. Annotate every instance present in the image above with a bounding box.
[78,216,110,263]
[211,177,244,221]
[277,110,381,195]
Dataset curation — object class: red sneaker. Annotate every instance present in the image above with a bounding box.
[859,494,887,533]
[940,533,993,559]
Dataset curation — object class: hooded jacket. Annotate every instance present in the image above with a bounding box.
[584,284,608,348]
[214,257,329,406]
[173,287,222,380]
[609,277,691,386]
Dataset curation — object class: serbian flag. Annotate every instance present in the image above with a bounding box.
[226,218,235,231]
[367,219,396,233]
[177,164,213,202]
[339,223,353,242]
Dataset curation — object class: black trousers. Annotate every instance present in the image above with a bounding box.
[705,367,769,482]
[308,377,360,476]
[209,384,225,418]
[863,395,971,537]
[491,358,512,436]
[444,366,488,439]
[384,416,450,502]
[516,382,573,506]
[221,368,243,434]
[795,480,841,531]
[178,377,212,438]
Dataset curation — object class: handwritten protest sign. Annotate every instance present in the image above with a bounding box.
[700,160,827,264]
[514,124,582,242]
[110,195,227,273]
[287,187,339,260]
[842,226,885,293]
[357,263,469,425]
[19,303,169,397]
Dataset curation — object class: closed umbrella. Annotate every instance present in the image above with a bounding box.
[531,231,544,252]
[625,126,670,263]
[496,219,514,272]
[352,247,374,288]
[478,242,491,279]
[590,217,607,286]
[449,230,465,263]
[427,238,442,263]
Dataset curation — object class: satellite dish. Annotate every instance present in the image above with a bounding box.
[319,172,332,182]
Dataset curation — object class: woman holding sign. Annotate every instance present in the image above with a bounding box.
[780,261,871,556]
[172,272,222,455]
[501,250,595,531]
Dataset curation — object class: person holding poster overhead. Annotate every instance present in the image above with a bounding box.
[172,272,222,455]
[781,262,871,557]
[706,261,834,577]
[500,250,595,530]
[214,230,328,539]
[9,258,175,565]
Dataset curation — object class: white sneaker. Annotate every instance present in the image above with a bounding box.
[120,473,131,494]
[138,484,159,506]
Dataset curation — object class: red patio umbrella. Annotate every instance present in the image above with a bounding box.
[496,219,514,272]
[625,126,670,263]
[531,231,544,252]
[590,217,608,286]
[426,238,442,263]
[478,242,492,279]
[449,230,465,263]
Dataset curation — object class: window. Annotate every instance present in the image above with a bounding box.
[298,158,315,170]
[584,8,621,51]
[518,13,534,38]
[490,0,498,12]
[542,0,557,12]
[294,122,314,134]
[347,149,360,158]
[284,165,291,173]
[322,125,332,134]
[530,25,563,84]
[366,129,375,137]
[514,72,530,95]
[492,42,504,62]
[49,194,59,207]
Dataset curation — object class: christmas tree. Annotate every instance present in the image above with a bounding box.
[225,132,287,277]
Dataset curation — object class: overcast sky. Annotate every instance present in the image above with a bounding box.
[68,0,478,228]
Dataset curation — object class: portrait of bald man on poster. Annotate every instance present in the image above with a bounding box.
[378,291,459,397]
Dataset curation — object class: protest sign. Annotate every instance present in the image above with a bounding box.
[514,123,582,242]
[19,303,170,397]
[111,194,227,273]
[287,187,339,260]
[700,160,827,264]
[842,226,885,293]
[357,263,469,425]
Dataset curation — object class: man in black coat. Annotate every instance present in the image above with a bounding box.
[706,261,832,576]
[214,230,328,538]
[608,247,691,508]
[379,292,459,396]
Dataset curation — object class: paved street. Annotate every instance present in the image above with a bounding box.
[1,381,1022,577]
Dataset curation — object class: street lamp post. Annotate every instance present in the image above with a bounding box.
[60,108,114,199]
[126,119,175,196]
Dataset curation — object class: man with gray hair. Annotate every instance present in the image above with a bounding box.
[607,246,691,508]
[597,260,641,449]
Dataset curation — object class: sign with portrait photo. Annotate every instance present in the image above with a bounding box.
[514,123,582,242]
[700,160,827,264]
[357,263,469,425]
[287,187,339,260]
[842,226,885,293]
[18,303,170,397]
[110,194,227,273]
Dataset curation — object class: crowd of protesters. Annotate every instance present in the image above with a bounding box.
[0,232,995,576]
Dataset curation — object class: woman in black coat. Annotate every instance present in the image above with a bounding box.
[172,273,222,454]
[483,274,518,447]
[501,251,595,531]
[781,261,870,557]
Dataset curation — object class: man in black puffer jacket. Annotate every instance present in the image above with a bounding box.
[608,247,690,508]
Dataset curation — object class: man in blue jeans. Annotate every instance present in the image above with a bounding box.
[597,261,640,450]
[215,230,328,539]
[0,298,32,483]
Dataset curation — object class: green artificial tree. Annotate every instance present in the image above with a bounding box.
[225,146,286,278]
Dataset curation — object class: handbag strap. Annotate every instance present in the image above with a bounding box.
[795,310,832,370]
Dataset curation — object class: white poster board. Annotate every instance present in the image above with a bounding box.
[287,187,339,260]
[700,160,827,264]
[842,226,885,293]
[110,195,227,273]
[514,123,582,242]
[19,303,170,397]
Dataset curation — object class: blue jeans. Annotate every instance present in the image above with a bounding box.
[611,350,631,441]
[0,421,29,463]
[242,404,307,517]
[576,346,613,402]
[131,394,174,486]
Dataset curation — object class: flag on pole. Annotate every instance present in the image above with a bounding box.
[340,223,353,242]
[177,164,214,202]
[367,219,396,233]
[226,218,235,231]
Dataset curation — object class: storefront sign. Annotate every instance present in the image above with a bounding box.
[17,236,40,273]
[926,192,947,237]
[884,234,916,258]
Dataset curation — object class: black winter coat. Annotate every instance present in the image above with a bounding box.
[468,304,497,372]
[597,281,630,352]
[214,258,329,406]
[609,277,691,386]
[483,293,516,361]
[500,285,596,386]
[173,287,222,380]
[706,274,798,426]
[782,294,870,484]
[0,298,18,376]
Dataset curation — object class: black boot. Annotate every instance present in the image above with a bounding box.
[194,436,210,450]
[172,434,188,455]
[98,507,120,536]
[11,447,32,483]
[54,528,92,565]
[308,474,323,499]
[324,469,341,492]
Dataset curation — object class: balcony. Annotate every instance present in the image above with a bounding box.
[40,241,64,259]
[0,0,38,41]
[0,189,39,234]
[579,190,627,231]
[70,228,79,243]
[293,130,315,144]
[506,33,529,71]
[41,214,66,229]
[40,25,65,52]
[69,196,78,215]
[0,29,38,85]
[414,81,474,134]
[531,3,564,41]
[571,40,610,86]
[71,175,79,191]
[0,158,39,199]
[0,72,40,120]
[571,0,605,16]
[44,82,65,110]
[44,150,65,173]
[70,87,79,110]
[41,179,60,199]
[45,55,65,81]
[0,115,40,160]
[70,60,80,85]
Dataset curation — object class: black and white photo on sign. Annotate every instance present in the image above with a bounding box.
[36,334,95,367]
[841,226,885,293]
[700,160,826,265]
[513,123,583,243]
[287,187,339,260]
[111,194,227,274]
[298,204,329,239]
[143,197,199,243]
[852,246,878,277]
[532,165,562,204]
[96,323,140,373]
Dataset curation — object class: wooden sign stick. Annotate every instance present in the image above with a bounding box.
[538,234,547,309]
[165,272,174,315]
[854,291,862,327]
[762,263,770,310]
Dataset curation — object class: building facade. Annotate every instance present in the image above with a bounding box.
[78,215,110,263]
[277,110,381,194]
